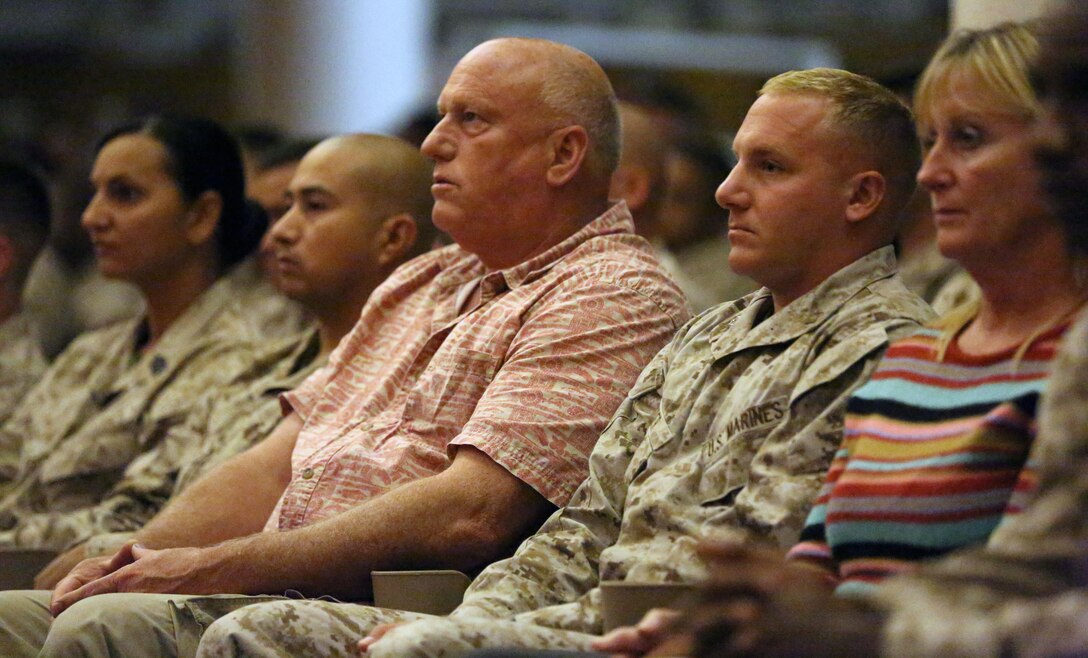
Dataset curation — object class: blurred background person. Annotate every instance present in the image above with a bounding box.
[228,136,326,341]
[609,101,669,243]
[658,134,757,312]
[0,161,50,425]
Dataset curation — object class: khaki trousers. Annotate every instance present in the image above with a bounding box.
[0,589,284,658]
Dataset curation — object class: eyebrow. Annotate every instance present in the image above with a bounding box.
[286,186,333,200]
[733,144,784,160]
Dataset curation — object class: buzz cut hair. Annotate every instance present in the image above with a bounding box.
[760,67,921,224]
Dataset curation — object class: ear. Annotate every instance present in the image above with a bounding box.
[376,213,419,268]
[609,165,652,214]
[0,235,16,281]
[844,171,886,224]
[545,125,590,188]
[184,190,224,247]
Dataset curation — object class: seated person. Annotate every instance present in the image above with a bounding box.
[200,67,934,657]
[688,6,1088,658]
[6,133,435,572]
[0,115,267,530]
[0,160,49,425]
[0,37,689,658]
[784,21,1079,596]
[628,17,1088,658]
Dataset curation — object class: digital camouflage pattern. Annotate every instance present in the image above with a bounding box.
[223,256,312,340]
[0,278,264,545]
[0,329,324,552]
[874,307,1088,658]
[0,313,46,428]
[195,246,934,658]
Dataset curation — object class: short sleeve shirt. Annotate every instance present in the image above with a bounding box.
[266,203,688,532]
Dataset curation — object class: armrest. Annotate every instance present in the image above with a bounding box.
[0,548,59,590]
[371,569,472,615]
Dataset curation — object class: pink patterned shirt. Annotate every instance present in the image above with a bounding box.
[265,203,689,531]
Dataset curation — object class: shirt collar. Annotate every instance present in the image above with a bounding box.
[434,201,636,292]
[710,245,899,357]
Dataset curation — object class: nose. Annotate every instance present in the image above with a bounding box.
[421,117,454,162]
[916,138,953,192]
[268,202,302,247]
[81,191,109,233]
[715,167,749,211]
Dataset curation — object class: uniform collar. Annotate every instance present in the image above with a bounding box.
[709,245,899,358]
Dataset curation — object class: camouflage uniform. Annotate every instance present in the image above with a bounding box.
[223,256,312,340]
[0,313,46,427]
[194,246,934,658]
[0,329,323,552]
[0,278,263,540]
[869,307,1088,658]
[896,240,962,305]
[930,268,980,315]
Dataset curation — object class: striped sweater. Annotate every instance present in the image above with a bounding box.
[787,323,1067,597]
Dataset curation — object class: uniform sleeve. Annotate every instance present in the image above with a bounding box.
[0,337,45,428]
[0,402,208,550]
[451,269,687,506]
[0,337,272,551]
[452,343,673,620]
[0,384,231,550]
[785,444,851,579]
[0,336,93,486]
[873,311,1088,658]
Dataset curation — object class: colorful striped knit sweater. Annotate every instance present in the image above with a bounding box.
[787,322,1067,597]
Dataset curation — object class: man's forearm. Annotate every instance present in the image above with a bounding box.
[200,446,551,600]
[135,413,300,549]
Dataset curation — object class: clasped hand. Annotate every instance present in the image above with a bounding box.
[49,541,220,616]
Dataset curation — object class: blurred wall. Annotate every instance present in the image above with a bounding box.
[232,0,432,136]
[952,0,1054,29]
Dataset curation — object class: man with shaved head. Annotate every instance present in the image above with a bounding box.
[0,135,435,576]
[0,39,686,658]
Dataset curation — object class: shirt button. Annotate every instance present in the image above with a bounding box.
[301,467,314,480]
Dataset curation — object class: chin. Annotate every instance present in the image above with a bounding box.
[726,253,759,279]
[94,263,129,281]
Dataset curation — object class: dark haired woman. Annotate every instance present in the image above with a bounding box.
[0,115,265,551]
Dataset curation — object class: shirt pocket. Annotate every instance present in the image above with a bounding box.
[406,348,503,425]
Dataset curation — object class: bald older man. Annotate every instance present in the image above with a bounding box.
[0,39,688,658]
